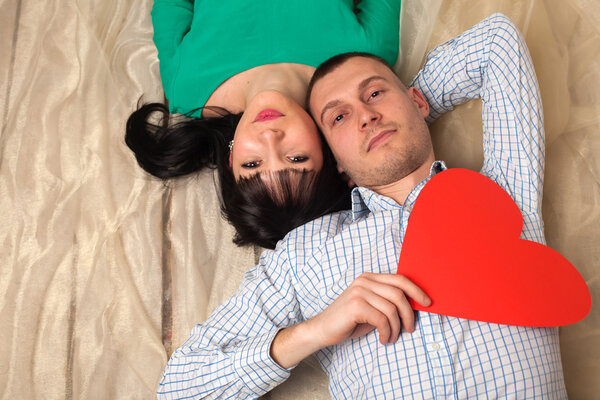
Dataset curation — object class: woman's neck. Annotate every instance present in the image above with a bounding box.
[204,64,316,115]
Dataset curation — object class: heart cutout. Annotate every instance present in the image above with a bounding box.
[397,168,591,327]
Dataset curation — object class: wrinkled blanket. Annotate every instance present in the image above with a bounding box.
[1,0,598,398]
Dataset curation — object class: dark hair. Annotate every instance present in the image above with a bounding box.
[125,102,241,179]
[307,52,394,105]
[225,168,350,248]
[125,102,351,249]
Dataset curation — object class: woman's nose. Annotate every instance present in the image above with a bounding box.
[260,128,284,145]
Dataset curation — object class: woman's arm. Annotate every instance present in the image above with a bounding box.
[151,0,194,84]
[355,0,402,66]
[411,13,545,242]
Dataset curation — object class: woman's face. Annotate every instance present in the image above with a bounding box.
[230,91,324,180]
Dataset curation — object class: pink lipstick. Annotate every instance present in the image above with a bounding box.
[254,109,284,122]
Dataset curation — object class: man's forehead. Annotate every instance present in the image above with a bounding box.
[321,57,388,85]
[312,58,391,101]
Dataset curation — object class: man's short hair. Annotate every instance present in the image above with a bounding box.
[306,52,395,105]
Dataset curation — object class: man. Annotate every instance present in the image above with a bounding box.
[158,14,566,399]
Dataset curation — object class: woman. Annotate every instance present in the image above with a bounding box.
[126,0,401,248]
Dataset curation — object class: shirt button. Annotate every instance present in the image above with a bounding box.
[430,342,441,351]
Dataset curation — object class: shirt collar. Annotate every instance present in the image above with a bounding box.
[350,161,447,220]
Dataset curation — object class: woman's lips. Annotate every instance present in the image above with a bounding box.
[367,129,396,151]
[254,109,284,122]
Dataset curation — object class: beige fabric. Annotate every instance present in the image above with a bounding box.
[0,1,597,399]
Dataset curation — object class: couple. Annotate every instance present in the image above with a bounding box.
[126,0,402,249]
[154,13,567,400]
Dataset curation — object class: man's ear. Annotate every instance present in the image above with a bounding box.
[408,87,430,119]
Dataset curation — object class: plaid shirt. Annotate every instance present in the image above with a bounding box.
[158,13,566,399]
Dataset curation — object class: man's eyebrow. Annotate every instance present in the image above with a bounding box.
[319,76,388,125]
[320,99,342,125]
[358,75,387,91]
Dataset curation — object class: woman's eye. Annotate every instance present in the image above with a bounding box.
[241,160,261,169]
[333,114,344,125]
[288,156,308,163]
[369,90,381,99]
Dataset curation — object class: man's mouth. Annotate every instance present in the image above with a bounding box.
[367,129,396,152]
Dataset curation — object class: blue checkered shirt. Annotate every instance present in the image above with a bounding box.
[158,13,567,399]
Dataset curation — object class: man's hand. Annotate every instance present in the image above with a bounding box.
[308,273,430,346]
[270,273,430,369]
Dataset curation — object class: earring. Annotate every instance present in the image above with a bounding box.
[228,140,234,152]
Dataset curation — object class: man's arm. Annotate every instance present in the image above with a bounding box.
[157,250,299,399]
[270,273,431,369]
[411,13,545,243]
[157,253,430,398]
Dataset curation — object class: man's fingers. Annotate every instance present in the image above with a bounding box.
[356,290,402,343]
[356,273,431,307]
[350,273,431,337]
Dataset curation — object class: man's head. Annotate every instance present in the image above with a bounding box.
[308,52,434,189]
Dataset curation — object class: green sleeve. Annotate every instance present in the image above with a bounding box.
[151,0,194,68]
[355,0,401,65]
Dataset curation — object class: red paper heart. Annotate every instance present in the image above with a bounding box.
[397,168,591,327]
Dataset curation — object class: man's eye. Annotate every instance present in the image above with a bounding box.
[333,114,344,124]
[288,155,308,163]
[370,90,381,99]
[241,160,261,169]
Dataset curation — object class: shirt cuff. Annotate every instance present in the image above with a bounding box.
[231,329,292,396]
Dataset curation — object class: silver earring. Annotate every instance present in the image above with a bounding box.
[228,140,234,152]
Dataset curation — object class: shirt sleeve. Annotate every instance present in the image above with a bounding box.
[410,13,545,243]
[355,0,401,66]
[157,247,303,399]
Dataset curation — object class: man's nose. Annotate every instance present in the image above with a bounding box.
[358,105,381,130]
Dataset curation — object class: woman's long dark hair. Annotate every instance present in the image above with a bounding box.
[125,103,240,179]
[125,103,351,249]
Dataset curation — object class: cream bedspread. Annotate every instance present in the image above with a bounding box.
[1,0,598,399]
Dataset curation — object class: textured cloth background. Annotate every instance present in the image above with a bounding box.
[0,0,597,399]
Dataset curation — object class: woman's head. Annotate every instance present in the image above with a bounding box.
[230,90,324,180]
[125,97,350,249]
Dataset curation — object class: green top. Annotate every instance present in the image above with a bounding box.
[152,0,401,118]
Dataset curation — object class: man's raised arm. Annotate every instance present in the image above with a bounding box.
[411,13,545,243]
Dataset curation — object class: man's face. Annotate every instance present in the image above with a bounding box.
[309,57,433,188]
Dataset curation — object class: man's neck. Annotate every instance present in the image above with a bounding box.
[368,157,436,206]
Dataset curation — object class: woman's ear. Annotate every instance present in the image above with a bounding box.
[229,151,233,167]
